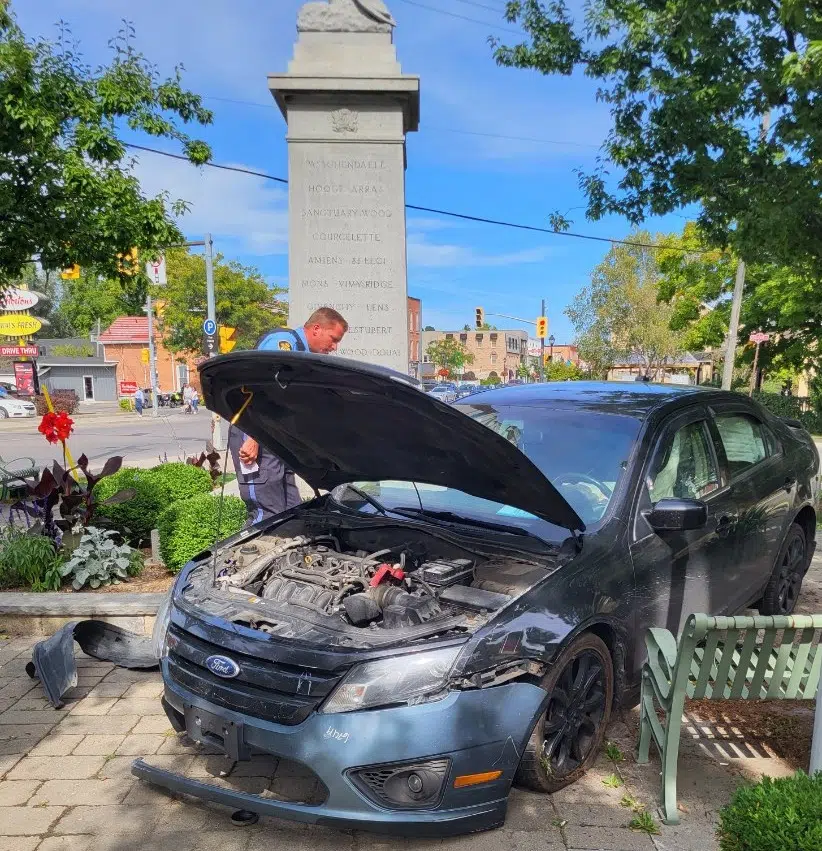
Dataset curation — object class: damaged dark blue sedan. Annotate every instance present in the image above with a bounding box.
[135,352,819,836]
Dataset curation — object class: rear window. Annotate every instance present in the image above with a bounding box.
[714,413,770,476]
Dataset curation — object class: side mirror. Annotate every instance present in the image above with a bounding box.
[646,498,707,532]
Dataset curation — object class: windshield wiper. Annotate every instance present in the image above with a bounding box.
[336,484,389,516]
[389,506,530,537]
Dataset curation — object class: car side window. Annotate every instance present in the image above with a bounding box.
[648,421,721,503]
[714,413,769,477]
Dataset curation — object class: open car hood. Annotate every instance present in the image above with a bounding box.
[200,352,585,533]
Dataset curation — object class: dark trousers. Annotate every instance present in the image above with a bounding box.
[227,428,301,525]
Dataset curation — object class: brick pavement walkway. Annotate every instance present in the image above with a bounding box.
[0,550,818,851]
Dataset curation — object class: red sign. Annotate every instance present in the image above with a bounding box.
[0,345,38,357]
[13,361,37,396]
[119,381,138,395]
[749,332,770,344]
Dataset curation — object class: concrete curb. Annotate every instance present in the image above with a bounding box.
[0,591,166,637]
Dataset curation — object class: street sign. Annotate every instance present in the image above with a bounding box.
[0,315,42,336]
[536,317,548,338]
[141,348,150,364]
[119,381,138,395]
[749,332,770,344]
[145,255,167,286]
[0,288,39,311]
[13,361,38,396]
[203,318,217,336]
[203,332,217,356]
[0,345,38,357]
[218,326,237,354]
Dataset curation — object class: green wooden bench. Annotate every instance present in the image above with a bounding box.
[638,612,822,825]
[0,455,38,501]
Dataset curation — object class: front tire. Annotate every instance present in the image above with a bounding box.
[758,523,807,616]
[0,407,8,419]
[515,632,614,793]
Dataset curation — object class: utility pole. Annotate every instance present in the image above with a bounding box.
[205,233,216,357]
[721,111,771,391]
[540,298,546,383]
[146,293,159,419]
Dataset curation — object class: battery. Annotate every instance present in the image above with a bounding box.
[418,558,474,587]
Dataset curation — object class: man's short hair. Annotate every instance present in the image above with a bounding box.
[305,306,348,331]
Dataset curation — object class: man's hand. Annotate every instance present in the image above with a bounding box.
[239,437,259,465]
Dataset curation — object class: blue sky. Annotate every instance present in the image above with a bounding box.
[19,0,690,343]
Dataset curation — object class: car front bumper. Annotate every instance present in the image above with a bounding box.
[133,663,547,837]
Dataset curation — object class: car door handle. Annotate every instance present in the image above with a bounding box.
[783,477,796,492]
[715,514,736,537]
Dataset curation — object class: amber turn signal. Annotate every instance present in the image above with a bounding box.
[453,770,503,788]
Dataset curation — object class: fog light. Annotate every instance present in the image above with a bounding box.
[350,758,450,810]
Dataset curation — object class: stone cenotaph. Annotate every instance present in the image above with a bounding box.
[269,0,419,374]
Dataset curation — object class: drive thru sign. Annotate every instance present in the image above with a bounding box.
[145,256,167,286]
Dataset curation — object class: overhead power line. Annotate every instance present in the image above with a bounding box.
[392,0,524,34]
[124,142,693,253]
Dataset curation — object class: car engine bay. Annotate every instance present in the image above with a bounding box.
[208,532,548,635]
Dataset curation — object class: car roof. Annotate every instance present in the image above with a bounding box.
[455,380,739,420]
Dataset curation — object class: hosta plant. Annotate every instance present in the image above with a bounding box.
[60,527,143,590]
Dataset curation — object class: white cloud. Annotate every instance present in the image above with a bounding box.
[407,234,554,268]
[131,150,288,255]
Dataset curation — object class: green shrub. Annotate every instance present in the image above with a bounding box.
[60,526,142,590]
[118,398,133,412]
[93,467,165,544]
[751,392,822,434]
[149,462,212,502]
[717,771,822,851]
[158,493,246,573]
[0,528,63,590]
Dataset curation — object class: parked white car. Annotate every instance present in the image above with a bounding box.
[0,396,36,418]
[427,384,457,403]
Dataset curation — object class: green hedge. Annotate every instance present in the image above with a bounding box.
[751,392,822,435]
[148,462,213,501]
[717,771,822,851]
[157,493,246,573]
[93,468,166,545]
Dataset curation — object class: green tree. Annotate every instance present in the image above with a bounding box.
[566,231,684,378]
[0,6,212,285]
[13,263,76,337]
[58,272,143,336]
[545,359,584,381]
[493,2,822,274]
[154,248,287,354]
[425,338,474,377]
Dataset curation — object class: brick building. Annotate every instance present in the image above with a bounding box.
[421,328,528,381]
[99,317,201,397]
[408,296,421,376]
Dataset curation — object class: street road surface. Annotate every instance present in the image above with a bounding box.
[1,411,215,471]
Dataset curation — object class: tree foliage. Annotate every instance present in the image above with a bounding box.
[58,271,145,337]
[566,231,684,378]
[425,338,475,376]
[154,248,287,354]
[0,6,212,284]
[494,1,822,272]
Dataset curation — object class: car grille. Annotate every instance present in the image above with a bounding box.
[166,624,346,725]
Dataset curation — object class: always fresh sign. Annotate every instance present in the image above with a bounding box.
[0,288,40,311]
[0,314,42,336]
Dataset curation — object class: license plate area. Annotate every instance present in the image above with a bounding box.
[184,704,249,761]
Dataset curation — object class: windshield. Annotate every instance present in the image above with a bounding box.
[331,403,641,537]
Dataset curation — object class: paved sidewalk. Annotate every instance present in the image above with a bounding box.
[1,553,818,851]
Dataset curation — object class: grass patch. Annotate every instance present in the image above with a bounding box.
[602,773,624,789]
[629,810,661,836]
[605,741,624,762]
[620,794,645,812]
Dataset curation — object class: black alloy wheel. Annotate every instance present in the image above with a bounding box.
[516,632,614,793]
[760,523,807,616]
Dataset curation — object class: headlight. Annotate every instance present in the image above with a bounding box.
[320,646,460,714]
[151,590,173,660]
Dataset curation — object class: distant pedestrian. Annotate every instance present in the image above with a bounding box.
[182,383,193,414]
[191,386,200,414]
[134,387,144,416]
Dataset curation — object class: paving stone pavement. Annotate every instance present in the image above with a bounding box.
[1,550,818,851]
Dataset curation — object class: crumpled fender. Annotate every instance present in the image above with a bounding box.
[26,620,158,708]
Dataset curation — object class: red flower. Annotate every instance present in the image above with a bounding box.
[38,411,74,444]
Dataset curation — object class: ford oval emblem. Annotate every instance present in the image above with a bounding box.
[205,654,240,679]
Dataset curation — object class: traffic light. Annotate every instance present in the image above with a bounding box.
[536,316,548,338]
[218,326,237,354]
[475,307,484,329]
[116,247,139,276]
[60,265,80,280]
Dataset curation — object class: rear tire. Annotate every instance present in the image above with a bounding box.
[0,407,8,419]
[758,523,807,616]
[515,632,613,793]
